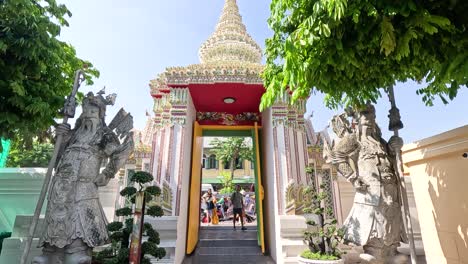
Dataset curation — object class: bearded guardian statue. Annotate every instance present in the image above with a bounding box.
[33,92,134,264]
[324,104,408,264]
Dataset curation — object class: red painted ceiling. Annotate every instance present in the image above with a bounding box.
[178,83,265,113]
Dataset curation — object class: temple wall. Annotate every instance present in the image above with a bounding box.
[261,108,281,262]
[273,125,288,215]
[147,88,196,263]
[172,88,196,264]
[268,98,309,263]
[402,125,468,264]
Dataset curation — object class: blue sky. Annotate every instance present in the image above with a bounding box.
[59,0,467,144]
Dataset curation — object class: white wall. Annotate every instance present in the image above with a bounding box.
[173,91,196,264]
[261,108,281,262]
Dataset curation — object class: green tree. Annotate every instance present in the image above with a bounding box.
[219,171,234,194]
[210,137,253,180]
[6,139,53,167]
[95,171,165,264]
[261,0,467,110]
[0,0,99,146]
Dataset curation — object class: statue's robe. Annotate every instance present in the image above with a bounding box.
[343,137,407,247]
[40,127,119,249]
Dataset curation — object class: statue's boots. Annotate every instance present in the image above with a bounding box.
[64,251,91,264]
[388,253,409,264]
[64,239,92,264]
[360,242,409,264]
[359,253,379,264]
[32,245,64,264]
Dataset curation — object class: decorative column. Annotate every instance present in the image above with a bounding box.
[264,93,309,264]
[168,87,192,216]
[271,93,308,215]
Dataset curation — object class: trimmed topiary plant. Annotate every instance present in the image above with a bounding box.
[300,182,344,263]
[94,171,165,264]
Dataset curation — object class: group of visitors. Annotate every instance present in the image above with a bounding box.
[200,185,256,230]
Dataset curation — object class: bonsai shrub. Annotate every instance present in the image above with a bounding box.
[94,171,166,264]
[302,183,344,260]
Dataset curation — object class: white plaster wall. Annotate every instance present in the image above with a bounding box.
[170,125,182,216]
[261,108,281,263]
[151,130,161,184]
[174,92,196,264]
[160,126,171,185]
[296,131,307,185]
[274,125,288,214]
[288,128,298,183]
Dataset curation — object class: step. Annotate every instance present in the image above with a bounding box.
[199,239,258,247]
[199,229,258,240]
[197,246,262,256]
[183,254,275,264]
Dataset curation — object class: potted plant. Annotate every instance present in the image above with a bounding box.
[299,183,344,264]
[93,171,166,264]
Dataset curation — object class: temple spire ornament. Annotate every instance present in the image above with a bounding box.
[198,0,262,64]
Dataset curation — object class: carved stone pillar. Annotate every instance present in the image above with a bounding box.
[271,94,308,215]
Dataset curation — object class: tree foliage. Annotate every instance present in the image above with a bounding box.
[0,0,99,143]
[219,171,234,194]
[6,139,53,167]
[261,0,468,110]
[94,171,165,263]
[210,137,253,180]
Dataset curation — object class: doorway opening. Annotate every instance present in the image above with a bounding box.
[200,136,257,229]
[186,123,265,255]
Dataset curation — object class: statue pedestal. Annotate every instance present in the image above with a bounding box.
[0,215,45,264]
[145,216,178,263]
[279,215,308,264]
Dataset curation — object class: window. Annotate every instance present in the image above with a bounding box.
[235,157,243,169]
[207,154,217,169]
[251,160,255,169]
[202,155,206,168]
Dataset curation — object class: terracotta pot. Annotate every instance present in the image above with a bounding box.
[297,256,344,264]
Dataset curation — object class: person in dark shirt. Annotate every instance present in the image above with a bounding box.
[231,185,246,230]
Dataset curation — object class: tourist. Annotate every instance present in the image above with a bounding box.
[231,185,246,230]
[211,194,219,225]
[217,196,226,219]
[202,189,215,224]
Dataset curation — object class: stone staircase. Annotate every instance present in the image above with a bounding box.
[182,226,275,264]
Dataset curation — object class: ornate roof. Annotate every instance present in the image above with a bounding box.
[150,0,264,96]
[199,0,262,64]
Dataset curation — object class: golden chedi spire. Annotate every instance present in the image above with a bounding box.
[198,0,262,64]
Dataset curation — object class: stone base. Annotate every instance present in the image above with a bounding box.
[146,216,178,264]
[0,215,46,264]
[0,237,42,264]
[280,215,308,264]
[339,241,427,264]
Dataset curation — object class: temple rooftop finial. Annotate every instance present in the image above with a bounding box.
[198,0,262,64]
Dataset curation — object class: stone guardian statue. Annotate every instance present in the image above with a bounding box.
[324,104,408,264]
[32,91,134,264]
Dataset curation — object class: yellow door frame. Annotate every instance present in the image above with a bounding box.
[186,121,203,254]
[185,123,265,254]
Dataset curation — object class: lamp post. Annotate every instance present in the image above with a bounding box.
[386,85,417,264]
